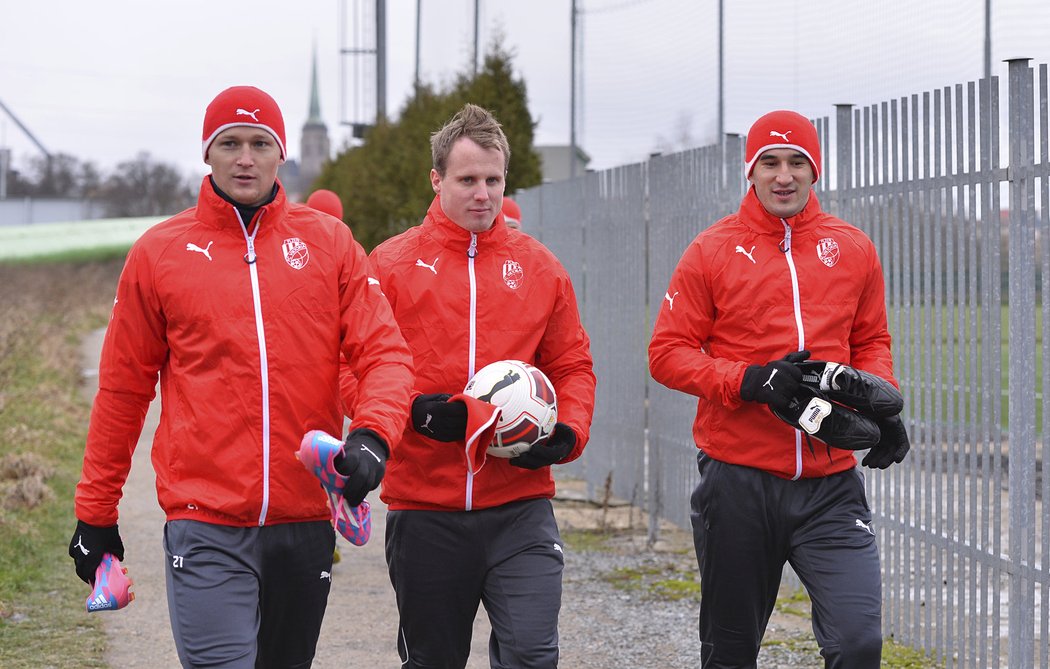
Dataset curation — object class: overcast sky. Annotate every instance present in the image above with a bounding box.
[2,0,1049,185]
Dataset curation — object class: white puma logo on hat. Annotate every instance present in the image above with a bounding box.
[236,108,261,121]
[769,130,792,141]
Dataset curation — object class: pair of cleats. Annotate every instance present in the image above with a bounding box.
[772,361,904,451]
[86,553,134,612]
[296,430,372,546]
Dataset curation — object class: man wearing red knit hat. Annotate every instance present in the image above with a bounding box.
[649,109,909,668]
[306,188,345,221]
[501,195,522,230]
[69,85,414,667]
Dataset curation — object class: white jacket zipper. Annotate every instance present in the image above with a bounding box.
[465,232,478,510]
[781,220,806,480]
[239,212,272,525]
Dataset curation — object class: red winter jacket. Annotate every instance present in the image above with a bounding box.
[75,177,414,527]
[648,188,896,480]
[370,197,596,511]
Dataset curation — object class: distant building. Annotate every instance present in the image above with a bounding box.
[535,144,590,183]
[280,46,331,201]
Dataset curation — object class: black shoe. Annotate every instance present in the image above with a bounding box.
[796,361,903,418]
[771,385,881,451]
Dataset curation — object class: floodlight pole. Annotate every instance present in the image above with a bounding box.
[473,0,480,76]
[414,0,422,88]
[983,0,991,81]
[570,0,578,179]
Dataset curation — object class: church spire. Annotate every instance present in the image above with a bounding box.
[307,41,323,124]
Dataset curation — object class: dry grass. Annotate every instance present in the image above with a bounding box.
[0,254,126,668]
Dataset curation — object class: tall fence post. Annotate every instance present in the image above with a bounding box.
[724,133,744,206]
[1005,56,1037,669]
[835,104,855,205]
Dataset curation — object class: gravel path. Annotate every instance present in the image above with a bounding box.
[81,328,823,668]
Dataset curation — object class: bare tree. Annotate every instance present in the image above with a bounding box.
[99,152,195,217]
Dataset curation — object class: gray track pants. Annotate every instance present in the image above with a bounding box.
[164,519,335,669]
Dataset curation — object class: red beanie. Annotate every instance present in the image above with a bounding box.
[501,197,522,228]
[306,189,344,220]
[744,110,820,182]
[202,86,286,161]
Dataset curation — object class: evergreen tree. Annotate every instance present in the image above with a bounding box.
[451,41,542,197]
[314,41,542,251]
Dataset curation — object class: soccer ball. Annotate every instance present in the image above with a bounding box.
[463,360,558,458]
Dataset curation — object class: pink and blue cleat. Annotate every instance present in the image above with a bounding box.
[297,430,372,546]
[86,553,134,612]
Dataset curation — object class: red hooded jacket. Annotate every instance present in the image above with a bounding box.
[370,197,596,511]
[75,177,414,527]
[648,188,896,480]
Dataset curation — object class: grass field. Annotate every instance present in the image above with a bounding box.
[889,302,1044,431]
[0,251,126,667]
[0,217,163,262]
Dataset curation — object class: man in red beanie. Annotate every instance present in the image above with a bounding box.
[69,85,414,667]
[649,109,908,668]
[501,196,522,230]
[306,188,344,221]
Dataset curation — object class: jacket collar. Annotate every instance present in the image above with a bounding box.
[422,196,509,251]
[195,175,289,231]
[739,186,823,234]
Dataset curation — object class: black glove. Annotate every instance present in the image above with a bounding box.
[68,520,125,585]
[336,428,388,506]
[740,350,811,411]
[411,393,468,442]
[862,414,911,469]
[510,423,576,470]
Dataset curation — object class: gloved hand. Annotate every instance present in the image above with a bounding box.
[336,428,389,506]
[68,520,125,585]
[739,350,811,411]
[510,423,576,470]
[862,414,911,469]
[411,393,468,442]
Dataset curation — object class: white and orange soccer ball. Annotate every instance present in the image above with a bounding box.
[463,359,558,458]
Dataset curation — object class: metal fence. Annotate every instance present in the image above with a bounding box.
[517,57,1048,669]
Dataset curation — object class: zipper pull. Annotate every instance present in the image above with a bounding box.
[244,237,257,264]
[467,233,478,259]
[779,221,792,253]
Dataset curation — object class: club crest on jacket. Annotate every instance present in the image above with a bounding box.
[816,237,840,268]
[283,238,310,270]
[502,259,525,289]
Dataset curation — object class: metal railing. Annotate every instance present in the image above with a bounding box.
[518,58,1048,669]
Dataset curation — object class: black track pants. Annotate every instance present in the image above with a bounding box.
[386,498,564,669]
[689,453,882,669]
